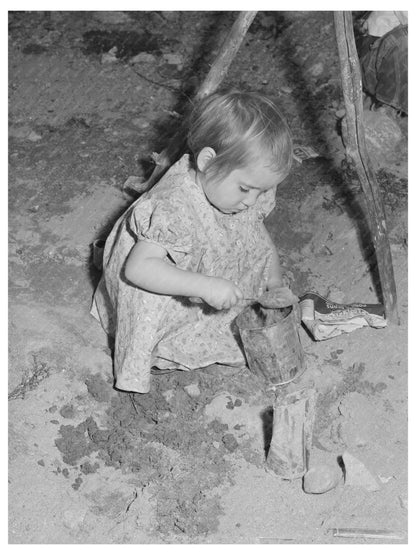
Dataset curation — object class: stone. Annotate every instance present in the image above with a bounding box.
[101,47,118,64]
[342,451,381,491]
[303,464,342,494]
[184,384,200,398]
[308,62,324,77]
[161,389,175,403]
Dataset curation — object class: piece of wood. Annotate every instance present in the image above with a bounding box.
[143,11,257,191]
[334,12,399,324]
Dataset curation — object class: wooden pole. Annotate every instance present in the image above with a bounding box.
[333,11,399,324]
[142,11,257,190]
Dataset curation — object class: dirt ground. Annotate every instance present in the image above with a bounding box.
[8,11,408,544]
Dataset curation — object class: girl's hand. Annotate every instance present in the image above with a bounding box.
[258,286,299,308]
[200,277,244,310]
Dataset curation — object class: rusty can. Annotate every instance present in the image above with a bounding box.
[236,303,305,386]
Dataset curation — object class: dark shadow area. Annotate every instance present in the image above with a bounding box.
[260,405,274,457]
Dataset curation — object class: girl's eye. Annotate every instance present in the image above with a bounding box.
[239,186,249,193]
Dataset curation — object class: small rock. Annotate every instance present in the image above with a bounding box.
[303,464,342,494]
[131,52,157,64]
[342,451,381,491]
[213,441,220,449]
[398,494,407,510]
[222,433,238,452]
[335,109,346,119]
[280,85,293,95]
[37,459,45,467]
[161,389,175,402]
[27,131,42,142]
[184,384,200,398]
[308,62,324,77]
[101,47,118,64]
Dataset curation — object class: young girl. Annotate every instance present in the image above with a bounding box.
[91,90,294,393]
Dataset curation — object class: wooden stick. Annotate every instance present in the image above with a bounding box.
[143,11,257,191]
[333,12,399,324]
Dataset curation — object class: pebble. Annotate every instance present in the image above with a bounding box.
[161,389,175,402]
[303,464,342,494]
[184,384,200,398]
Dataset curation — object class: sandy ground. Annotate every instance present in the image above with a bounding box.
[8,11,408,544]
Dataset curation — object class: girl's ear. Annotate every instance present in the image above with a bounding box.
[196,147,216,173]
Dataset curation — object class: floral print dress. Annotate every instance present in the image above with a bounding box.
[91,155,277,393]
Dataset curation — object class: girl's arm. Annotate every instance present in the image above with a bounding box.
[124,240,243,310]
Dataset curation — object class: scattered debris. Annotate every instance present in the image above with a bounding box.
[293,145,321,163]
[8,356,52,400]
[299,292,386,341]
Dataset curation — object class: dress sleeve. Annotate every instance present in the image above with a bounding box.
[255,185,277,219]
[127,194,194,265]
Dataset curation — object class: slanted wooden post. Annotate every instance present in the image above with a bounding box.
[334,11,399,324]
[143,11,257,190]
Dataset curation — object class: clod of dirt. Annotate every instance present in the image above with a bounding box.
[59,404,76,419]
[222,433,238,453]
[84,373,112,402]
[80,461,99,475]
[55,418,97,465]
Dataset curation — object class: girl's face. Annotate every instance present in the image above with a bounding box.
[199,150,285,214]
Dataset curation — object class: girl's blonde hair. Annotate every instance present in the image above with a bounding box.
[187,90,293,181]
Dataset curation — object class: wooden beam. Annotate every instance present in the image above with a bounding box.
[143,11,257,190]
[334,11,399,324]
